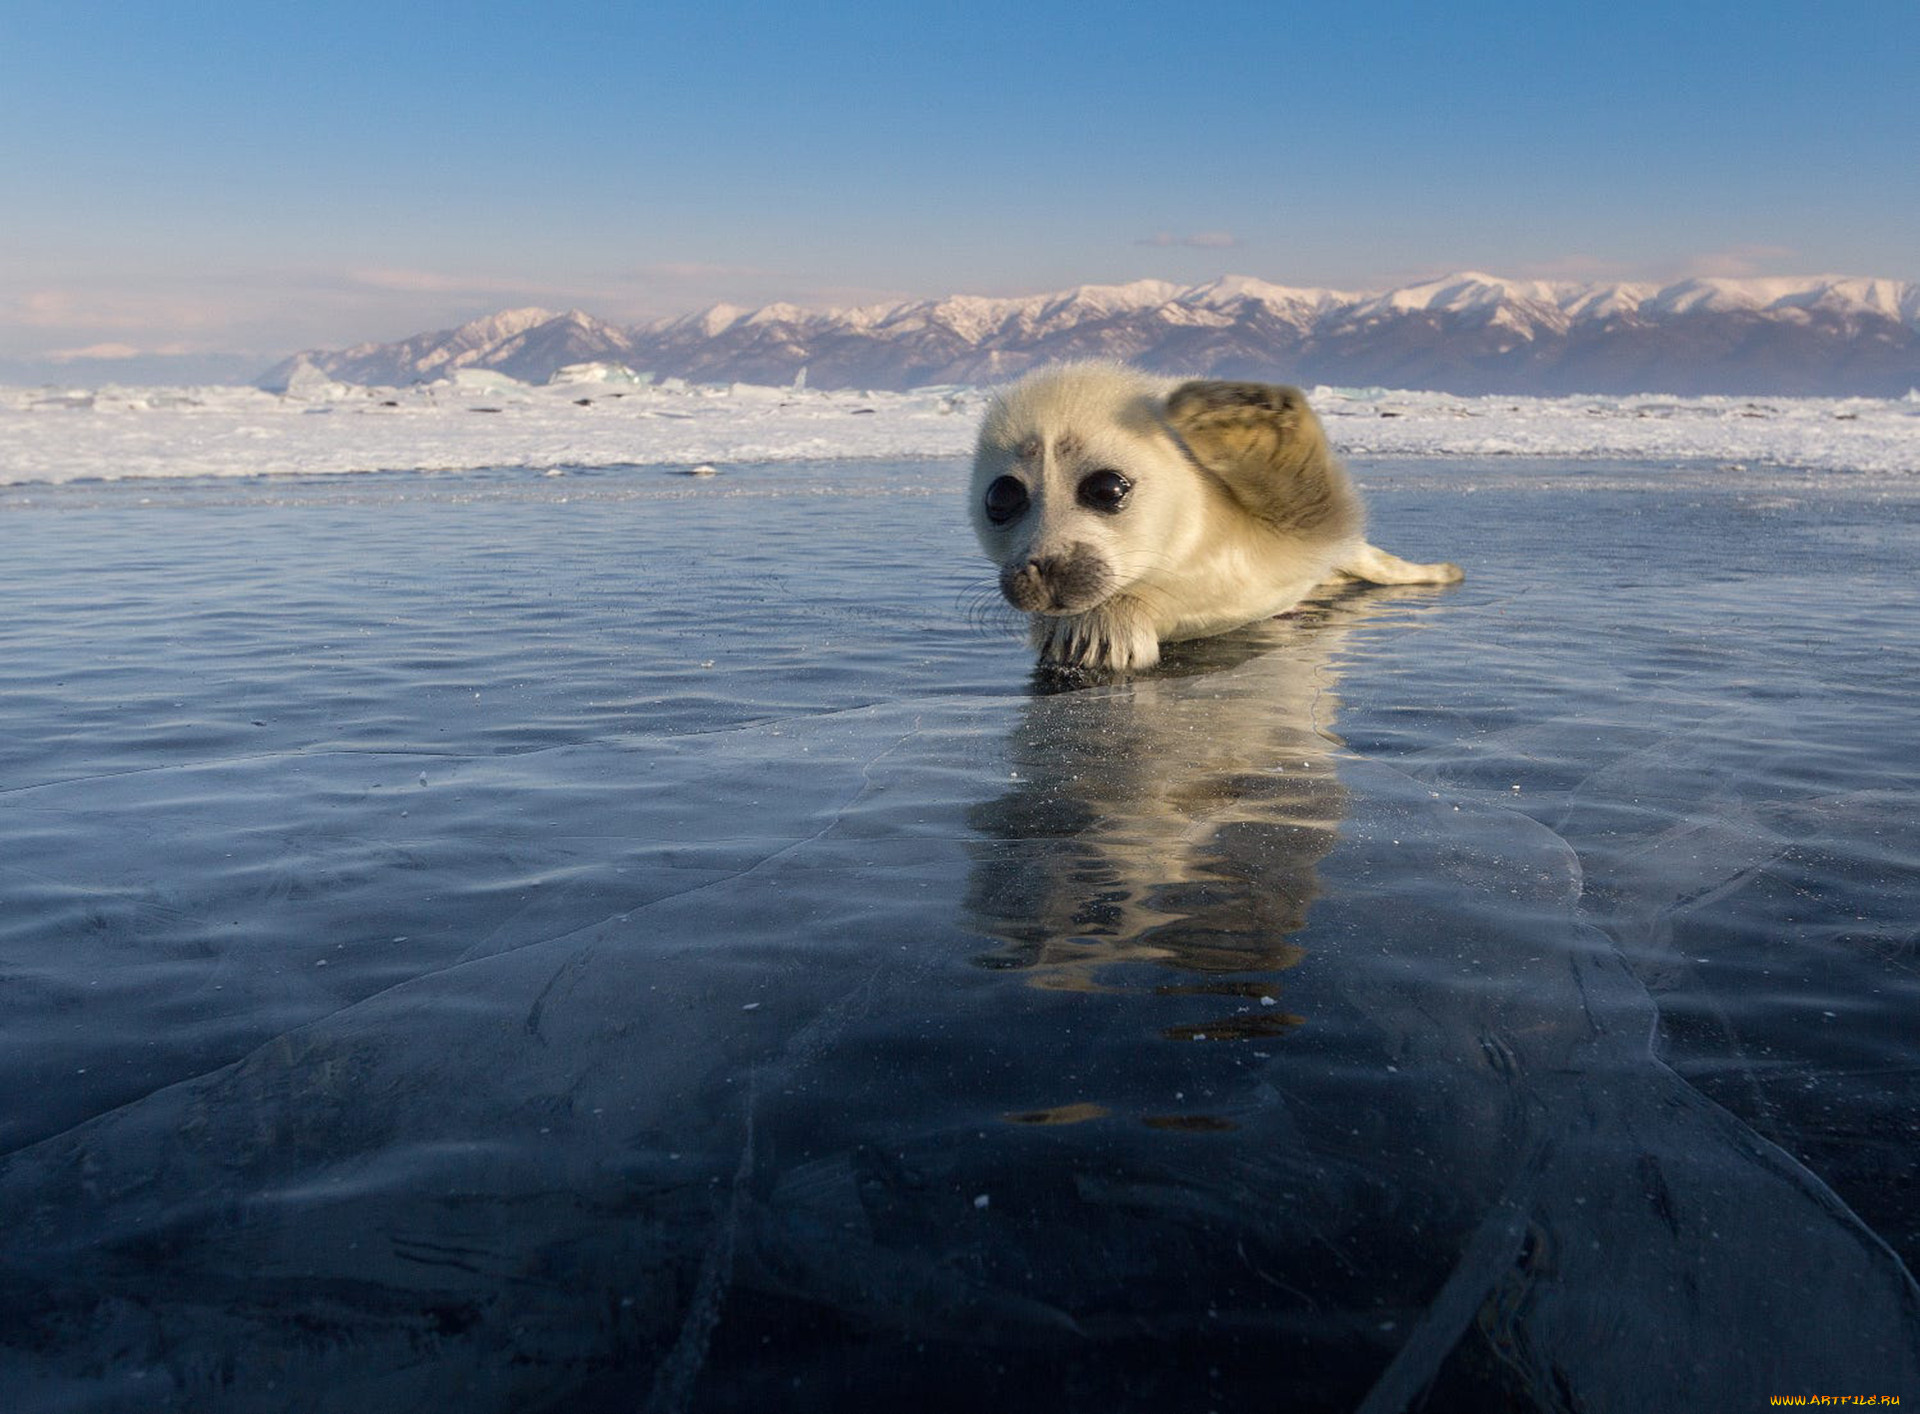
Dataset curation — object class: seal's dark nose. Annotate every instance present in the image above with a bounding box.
[1000,558,1053,613]
[999,544,1115,615]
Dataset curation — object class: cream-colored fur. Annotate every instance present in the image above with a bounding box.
[970,362,1462,671]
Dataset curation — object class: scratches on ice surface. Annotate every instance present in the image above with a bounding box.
[3,376,1920,484]
[643,1084,753,1414]
[3,601,1914,1411]
[0,708,930,1156]
[1334,760,1918,1412]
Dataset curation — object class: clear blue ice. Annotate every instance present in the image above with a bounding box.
[1,459,1915,1410]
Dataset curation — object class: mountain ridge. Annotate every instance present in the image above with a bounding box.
[259,272,1920,397]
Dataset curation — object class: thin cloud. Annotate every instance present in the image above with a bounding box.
[1518,247,1809,284]
[1682,244,1800,278]
[14,289,164,332]
[47,342,146,362]
[1421,250,1818,288]
[343,267,583,299]
[629,261,773,281]
[1135,231,1243,250]
[8,287,236,336]
[1514,254,1641,282]
[595,267,911,324]
[36,339,195,365]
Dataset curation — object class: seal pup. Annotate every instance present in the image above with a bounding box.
[970,362,1462,672]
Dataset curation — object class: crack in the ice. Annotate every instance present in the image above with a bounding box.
[0,695,972,802]
[1,721,929,1162]
[643,1079,756,1414]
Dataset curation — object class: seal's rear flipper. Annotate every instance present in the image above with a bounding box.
[1336,541,1465,585]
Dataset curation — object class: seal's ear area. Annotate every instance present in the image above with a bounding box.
[1163,380,1361,539]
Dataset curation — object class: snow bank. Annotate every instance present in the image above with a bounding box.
[1310,385,1920,475]
[1,376,1915,485]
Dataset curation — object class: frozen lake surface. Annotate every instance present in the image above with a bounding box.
[1,456,1917,1411]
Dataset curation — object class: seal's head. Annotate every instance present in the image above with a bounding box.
[969,362,1205,618]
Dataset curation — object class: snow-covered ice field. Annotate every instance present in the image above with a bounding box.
[4,372,1918,484]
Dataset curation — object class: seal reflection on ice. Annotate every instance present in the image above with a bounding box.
[970,361,1463,671]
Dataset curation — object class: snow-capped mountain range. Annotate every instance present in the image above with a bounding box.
[261,272,1920,397]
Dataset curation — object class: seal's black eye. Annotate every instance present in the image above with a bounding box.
[984,475,1028,525]
[1077,469,1132,513]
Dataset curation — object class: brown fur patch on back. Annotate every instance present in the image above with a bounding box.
[1164,380,1362,541]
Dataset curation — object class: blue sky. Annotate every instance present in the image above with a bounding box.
[3,0,1915,378]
